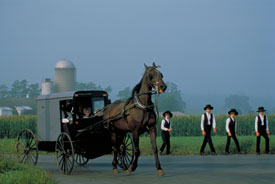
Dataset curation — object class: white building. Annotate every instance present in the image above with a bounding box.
[15,106,32,115]
[0,107,13,116]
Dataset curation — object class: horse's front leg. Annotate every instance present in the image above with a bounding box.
[130,131,140,172]
[149,126,164,175]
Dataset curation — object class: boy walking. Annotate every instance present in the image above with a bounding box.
[200,104,216,155]
[225,109,241,154]
[159,111,173,155]
[255,107,270,155]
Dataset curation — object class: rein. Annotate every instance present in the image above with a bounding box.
[133,89,160,119]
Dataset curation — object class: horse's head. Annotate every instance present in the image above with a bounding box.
[144,62,167,94]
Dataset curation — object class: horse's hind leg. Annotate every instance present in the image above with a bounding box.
[130,131,140,172]
[111,132,119,173]
[149,127,164,176]
[112,132,130,175]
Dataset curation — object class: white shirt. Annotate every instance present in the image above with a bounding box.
[226,117,237,133]
[201,112,216,130]
[255,114,269,132]
[161,118,172,131]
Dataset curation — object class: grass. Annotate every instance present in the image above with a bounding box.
[1,136,274,156]
[0,138,54,184]
[0,157,54,184]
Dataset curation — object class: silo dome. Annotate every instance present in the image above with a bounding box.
[54,59,76,92]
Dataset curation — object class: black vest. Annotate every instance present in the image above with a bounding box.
[257,115,267,131]
[228,118,236,134]
[163,119,170,129]
[204,113,213,131]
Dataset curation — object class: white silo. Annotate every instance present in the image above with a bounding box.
[41,78,53,95]
[54,59,76,92]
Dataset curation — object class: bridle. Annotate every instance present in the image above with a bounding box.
[133,68,163,117]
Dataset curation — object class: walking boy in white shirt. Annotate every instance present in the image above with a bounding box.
[200,104,216,155]
[159,111,173,155]
[225,109,241,155]
[255,107,270,155]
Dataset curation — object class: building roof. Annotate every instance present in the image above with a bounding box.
[55,60,75,69]
[15,106,32,111]
[36,91,75,101]
[0,107,13,111]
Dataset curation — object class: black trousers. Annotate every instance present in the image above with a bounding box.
[225,134,240,152]
[200,132,216,153]
[256,131,269,153]
[160,131,170,154]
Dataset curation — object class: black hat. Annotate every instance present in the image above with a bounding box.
[204,104,214,110]
[228,109,238,116]
[257,107,266,112]
[163,111,173,118]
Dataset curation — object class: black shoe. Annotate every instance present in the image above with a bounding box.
[256,152,260,155]
[238,151,244,154]
[211,152,217,155]
[200,152,205,155]
[264,151,270,154]
[159,151,163,155]
[225,152,229,155]
[166,152,171,155]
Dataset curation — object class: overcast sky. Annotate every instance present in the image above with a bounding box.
[0,0,274,98]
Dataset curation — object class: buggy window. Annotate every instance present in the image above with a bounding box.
[93,97,105,113]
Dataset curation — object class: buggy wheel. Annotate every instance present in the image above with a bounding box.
[16,129,38,165]
[75,153,89,166]
[117,133,135,169]
[55,132,74,175]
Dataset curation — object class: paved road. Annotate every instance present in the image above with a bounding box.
[37,155,275,184]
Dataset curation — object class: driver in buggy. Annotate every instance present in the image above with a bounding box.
[61,101,73,136]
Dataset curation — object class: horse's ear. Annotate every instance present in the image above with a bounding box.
[152,62,160,68]
[144,64,148,69]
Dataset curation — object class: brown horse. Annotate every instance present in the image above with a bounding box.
[103,62,167,175]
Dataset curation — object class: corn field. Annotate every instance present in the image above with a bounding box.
[0,114,274,138]
[0,115,36,138]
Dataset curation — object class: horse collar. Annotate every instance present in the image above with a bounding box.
[134,94,154,110]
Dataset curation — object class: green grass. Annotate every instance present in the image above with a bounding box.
[0,158,54,184]
[1,136,274,156]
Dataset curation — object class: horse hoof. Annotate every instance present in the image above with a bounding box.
[124,170,131,175]
[130,164,137,172]
[157,169,165,176]
[112,169,119,174]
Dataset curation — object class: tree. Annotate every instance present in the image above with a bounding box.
[10,80,28,98]
[224,95,252,114]
[104,85,112,93]
[158,82,186,112]
[117,87,131,99]
[0,84,8,98]
[76,82,112,93]
[28,83,40,98]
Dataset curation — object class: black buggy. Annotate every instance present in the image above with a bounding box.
[16,90,134,174]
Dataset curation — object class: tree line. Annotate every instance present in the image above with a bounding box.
[0,80,262,114]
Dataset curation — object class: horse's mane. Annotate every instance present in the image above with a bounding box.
[130,66,155,97]
[131,79,142,97]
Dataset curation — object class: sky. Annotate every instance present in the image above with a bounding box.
[0,0,274,100]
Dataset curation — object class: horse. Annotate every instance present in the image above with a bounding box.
[103,62,167,175]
